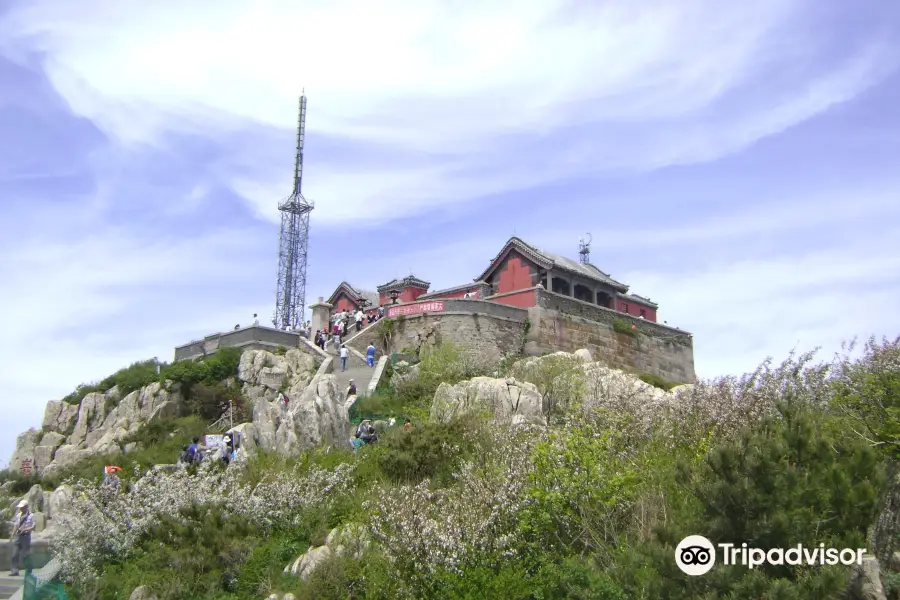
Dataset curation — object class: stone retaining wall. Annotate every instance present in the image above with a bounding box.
[529,289,696,383]
[347,304,529,364]
[174,326,313,362]
[347,293,695,383]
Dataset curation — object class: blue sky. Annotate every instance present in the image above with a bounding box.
[2,0,900,464]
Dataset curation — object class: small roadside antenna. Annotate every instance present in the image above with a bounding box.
[578,233,592,264]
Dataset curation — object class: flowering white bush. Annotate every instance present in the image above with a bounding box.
[575,348,836,448]
[53,460,355,584]
[366,425,543,586]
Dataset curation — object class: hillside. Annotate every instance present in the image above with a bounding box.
[2,337,900,600]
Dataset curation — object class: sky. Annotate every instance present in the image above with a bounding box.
[2,0,900,465]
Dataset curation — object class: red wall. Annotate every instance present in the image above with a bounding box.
[488,289,536,308]
[492,251,538,294]
[333,294,356,314]
[617,298,657,322]
[379,287,428,305]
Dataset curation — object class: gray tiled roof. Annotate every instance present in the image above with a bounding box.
[478,237,629,291]
[346,284,380,308]
[619,293,658,308]
[376,275,431,291]
[535,247,628,290]
[328,282,381,307]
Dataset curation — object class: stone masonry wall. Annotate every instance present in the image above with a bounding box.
[344,293,696,384]
[347,311,528,364]
[532,290,696,383]
[174,326,313,362]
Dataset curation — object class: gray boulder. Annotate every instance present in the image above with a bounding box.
[129,585,159,600]
[431,377,546,424]
[42,401,80,434]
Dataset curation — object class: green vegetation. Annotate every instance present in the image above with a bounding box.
[62,359,160,405]
[12,337,900,600]
[60,347,243,409]
[637,371,681,391]
[612,317,637,336]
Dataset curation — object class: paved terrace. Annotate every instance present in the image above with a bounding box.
[174,325,314,361]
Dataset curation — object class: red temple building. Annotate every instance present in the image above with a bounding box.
[323,236,660,322]
[327,282,381,318]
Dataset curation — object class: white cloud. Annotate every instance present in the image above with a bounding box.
[622,236,900,379]
[1,0,895,223]
[525,183,900,252]
[0,223,271,464]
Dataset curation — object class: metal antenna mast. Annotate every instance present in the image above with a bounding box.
[578,233,592,264]
[274,92,315,329]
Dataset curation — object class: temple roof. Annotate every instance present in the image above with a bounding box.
[327,282,380,308]
[477,237,629,292]
[619,293,658,308]
[376,275,431,292]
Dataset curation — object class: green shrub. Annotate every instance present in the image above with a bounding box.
[297,550,399,600]
[521,427,640,556]
[512,353,585,417]
[374,419,472,486]
[0,469,43,495]
[85,505,257,600]
[391,341,491,407]
[611,401,885,599]
[187,381,248,422]
[637,372,679,391]
[61,360,160,405]
[831,336,900,459]
[612,318,636,337]
[158,346,242,399]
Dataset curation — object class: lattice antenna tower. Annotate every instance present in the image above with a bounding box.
[274,91,315,329]
[578,233,592,264]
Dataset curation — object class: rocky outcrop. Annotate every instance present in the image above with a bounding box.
[247,373,349,454]
[284,523,370,580]
[391,360,420,390]
[7,347,325,476]
[431,377,546,425]
[8,429,41,474]
[848,555,887,600]
[9,380,182,477]
[47,485,74,519]
[42,400,80,434]
[431,349,695,426]
[239,349,317,400]
[38,382,183,477]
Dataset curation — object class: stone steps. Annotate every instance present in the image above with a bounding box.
[0,573,23,600]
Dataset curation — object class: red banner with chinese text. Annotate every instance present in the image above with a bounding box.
[386,301,445,318]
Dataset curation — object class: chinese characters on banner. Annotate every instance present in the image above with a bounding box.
[387,301,446,318]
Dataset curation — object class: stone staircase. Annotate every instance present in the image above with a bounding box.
[326,343,375,410]
[0,573,22,600]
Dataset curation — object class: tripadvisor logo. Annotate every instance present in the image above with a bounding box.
[675,535,867,576]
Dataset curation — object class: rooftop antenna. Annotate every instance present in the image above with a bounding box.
[578,233,592,264]
[274,90,315,329]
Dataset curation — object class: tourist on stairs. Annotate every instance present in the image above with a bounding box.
[9,500,35,576]
[366,343,376,367]
[346,379,357,400]
[340,345,349,371]
[355,309,364,331]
